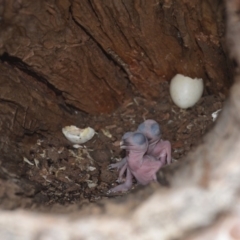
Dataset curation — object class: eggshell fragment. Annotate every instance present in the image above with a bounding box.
[62,125,95,144]
[170,74,204,109]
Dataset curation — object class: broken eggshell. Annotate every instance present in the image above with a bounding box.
[170,74,204,109]
[62,125,95,144]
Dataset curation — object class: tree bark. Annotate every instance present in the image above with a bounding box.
[0,0,231,179]
[0,0,129,114]
[0,62,77,171]
[0,0,232,115]
[73,0,232,96]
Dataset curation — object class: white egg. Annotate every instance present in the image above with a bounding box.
[62,125,95,144]
[170,74,204,109]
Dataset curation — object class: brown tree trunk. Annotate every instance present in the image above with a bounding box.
[0,0,231,115]
[0,0,231,161]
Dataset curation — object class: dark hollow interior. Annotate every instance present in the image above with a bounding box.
[0,0,234,216]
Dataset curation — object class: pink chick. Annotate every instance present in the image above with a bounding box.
[108,132,164,193]
[137,119,172,165]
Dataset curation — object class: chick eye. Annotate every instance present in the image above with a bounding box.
[132,133,146,145]
[151,123,160,136]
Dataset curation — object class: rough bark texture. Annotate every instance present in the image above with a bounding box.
[0,0,232,115]
[0,0,239,239]
[72,0,232,96]
[0,0,129,114]
[0,62,77,186]
[1,0,230,155]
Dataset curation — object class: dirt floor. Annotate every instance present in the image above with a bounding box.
[0,82,225,212]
